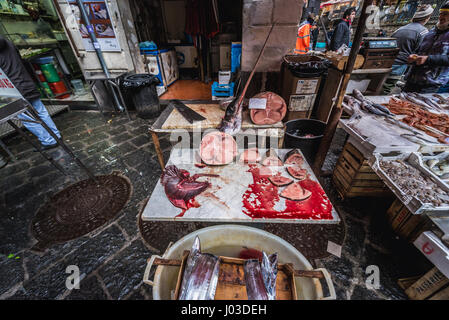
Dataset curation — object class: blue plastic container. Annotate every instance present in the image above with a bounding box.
[231,42,242,73]
[33,56,54,64]
[212,82,235,97]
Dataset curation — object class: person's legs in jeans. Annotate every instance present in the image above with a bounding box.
[18,98,61,146]
[383,64,408,94]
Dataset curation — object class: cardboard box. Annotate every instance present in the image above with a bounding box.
[220,44,231,70]
[174,45,198,68]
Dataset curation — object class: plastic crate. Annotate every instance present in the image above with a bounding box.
[211,81,234,97]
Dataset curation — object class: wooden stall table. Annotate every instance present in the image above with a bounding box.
[149,102,285,170]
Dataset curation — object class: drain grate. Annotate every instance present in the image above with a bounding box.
[31,172,132,251]
[263,220,346,261]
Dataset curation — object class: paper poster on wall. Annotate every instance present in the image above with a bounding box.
[67,0,121,52]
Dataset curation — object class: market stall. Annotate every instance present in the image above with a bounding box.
[332,89,449,299]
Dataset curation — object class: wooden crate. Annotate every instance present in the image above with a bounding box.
[386,199,433,242]
[405,267,449,300]
[332,141,392,199]
[174,251,298,300]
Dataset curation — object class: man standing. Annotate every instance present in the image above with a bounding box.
[0,36,61,151]
[328,7,356,52]
[383,4,433,94]
[294,13,317,54]
[404,2,449,93]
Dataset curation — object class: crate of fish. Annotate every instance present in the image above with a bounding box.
[144,236,334,300]
[369,153,449,216]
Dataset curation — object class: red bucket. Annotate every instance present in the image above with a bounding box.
[49,81,70,99]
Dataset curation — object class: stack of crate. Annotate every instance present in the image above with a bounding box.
[332,141,392,199]
[399,267,449,300]
[386,199,434,242]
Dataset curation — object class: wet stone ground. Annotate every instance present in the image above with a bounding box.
[0,109,432,300]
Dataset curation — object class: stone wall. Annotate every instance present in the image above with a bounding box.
[241,0,305,97]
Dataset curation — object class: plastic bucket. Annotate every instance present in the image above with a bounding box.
[40,63,60,82]
[71,79,86,95]
[283,119,326,164]
[144,224,336,300]
[40,82,54,97]
[49,81,69,99]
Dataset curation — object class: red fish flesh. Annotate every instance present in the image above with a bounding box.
[250,92,287,125]
[161,165,217,209]
[200,131,238,165]
[239,148,261,164]
[286,167,307,180]
[244,252,278,300]
[268,174,293,187]
[284,149,304,167]
[280,182,312,201]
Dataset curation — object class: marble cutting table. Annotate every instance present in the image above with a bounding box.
[141,148,340,224]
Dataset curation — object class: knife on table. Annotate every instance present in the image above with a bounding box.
[169,99,206,124]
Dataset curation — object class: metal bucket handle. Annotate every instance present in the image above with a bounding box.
[314,268,337,300]
[143,254,162,286]
[143,242,175,286]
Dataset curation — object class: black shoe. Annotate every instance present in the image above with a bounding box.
[40,143,58,151]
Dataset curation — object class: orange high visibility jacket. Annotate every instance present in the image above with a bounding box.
[295,21,311,54]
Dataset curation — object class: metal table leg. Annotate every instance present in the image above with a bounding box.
[108,79,131,121]
[25,104,96,180]
[0,138,16,162]
[151,130,165,170]
[7,120,66,175]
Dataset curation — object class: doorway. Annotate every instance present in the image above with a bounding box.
[129,0,243,101]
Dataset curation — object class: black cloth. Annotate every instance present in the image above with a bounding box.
[329,19,350,51]
[0,37,40,102]
[391,22,428,65]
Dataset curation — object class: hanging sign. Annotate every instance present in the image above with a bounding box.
[0,67,23,108]
[67,0,121,52]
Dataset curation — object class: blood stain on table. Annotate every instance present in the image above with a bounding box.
[242,165,333,220]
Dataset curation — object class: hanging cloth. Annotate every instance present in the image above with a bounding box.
[185,0,219,43]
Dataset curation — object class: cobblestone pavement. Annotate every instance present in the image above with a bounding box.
[0,110,432,300]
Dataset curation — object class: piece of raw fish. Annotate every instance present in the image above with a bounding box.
[244,259,268,300]
[261,252,278,300]
[161,165,217,209]
[178,236,220,300]
[244,252,278,300]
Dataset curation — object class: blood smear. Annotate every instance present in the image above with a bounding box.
[242,165,332,220]
[175,198,201,218]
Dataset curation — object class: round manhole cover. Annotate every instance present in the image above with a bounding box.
[31,172,132,251]
[263,219,346,260]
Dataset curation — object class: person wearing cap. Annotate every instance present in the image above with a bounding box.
[328,7,356,52]
[404,2,449,93]
[294,13,317,54]
[382,4,433,94]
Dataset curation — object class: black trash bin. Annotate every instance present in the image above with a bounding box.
[283,119,326,164]
[122,74,161,119]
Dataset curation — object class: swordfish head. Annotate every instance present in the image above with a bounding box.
[217,97,242,136]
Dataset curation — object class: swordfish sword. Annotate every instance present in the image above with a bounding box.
[217,23,276,136]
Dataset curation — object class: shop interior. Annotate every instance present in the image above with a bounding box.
[128,0,243,101]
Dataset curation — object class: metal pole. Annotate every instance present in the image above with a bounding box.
[7,120,67,175]
[312,0,372,175]
[25,104,97,180]
[76,0,124,112]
